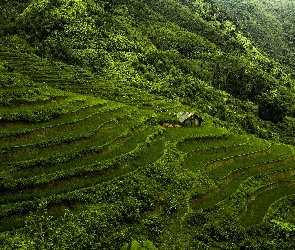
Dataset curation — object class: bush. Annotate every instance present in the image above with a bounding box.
[258,91,289,123]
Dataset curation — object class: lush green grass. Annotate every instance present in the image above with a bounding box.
[0,105,127,155]
[264,194,295,225]
[1,41,295,249]
[1,107,132,165]
[2,116,151,182]
[0,126,164,231]
[177,133,248,153]
[209,143,293,180]
[0,96,108,138]
[165,125,227,142]
[1,74,294,247]
[183,136,270,173]
[0,74,166,231]
[189,141,295,217]
[2,0,295,247]
[240,182,295,226]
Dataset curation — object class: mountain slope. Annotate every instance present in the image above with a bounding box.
[1,0,295,249]
[1,55,295,248]
[2,0,295,142]
[213,0,295,74]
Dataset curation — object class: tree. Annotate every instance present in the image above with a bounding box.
[258,90,288,123]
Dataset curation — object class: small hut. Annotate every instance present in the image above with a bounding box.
[177,112,203,127]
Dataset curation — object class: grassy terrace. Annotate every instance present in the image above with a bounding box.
[1,44,295,240]
[0,95,164,230]
[1,107,133,164]
[0,97,107,138]
[181,133,295,225]
[240,182,295,227]
[184,136,270,172]
[0,104,125,149]
[0,52,169,231]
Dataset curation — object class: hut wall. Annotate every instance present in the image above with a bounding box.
[182,116,201,126]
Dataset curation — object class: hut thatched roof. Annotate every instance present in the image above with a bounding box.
[177,112,195,123]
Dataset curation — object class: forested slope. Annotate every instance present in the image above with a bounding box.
[1,0,295,249]
[2,0,295,142]
[213,0,295,74]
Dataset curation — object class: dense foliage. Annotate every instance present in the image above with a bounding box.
[1,0,295,249]
[214,0,295,75]
[2,0,295,131]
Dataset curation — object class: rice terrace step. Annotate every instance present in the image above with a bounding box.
[1,37,295,248]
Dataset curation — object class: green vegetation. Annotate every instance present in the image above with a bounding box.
[214,0,295,74]
[1,0,295,249]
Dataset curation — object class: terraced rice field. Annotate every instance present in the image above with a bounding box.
[0,64,166,230]
[1,45,295,233]
[0,107,165,229]
[177,133,295,225]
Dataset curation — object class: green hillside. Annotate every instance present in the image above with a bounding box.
[214,0,295,74]
[3,0,295,140]
[1,0,295,249]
